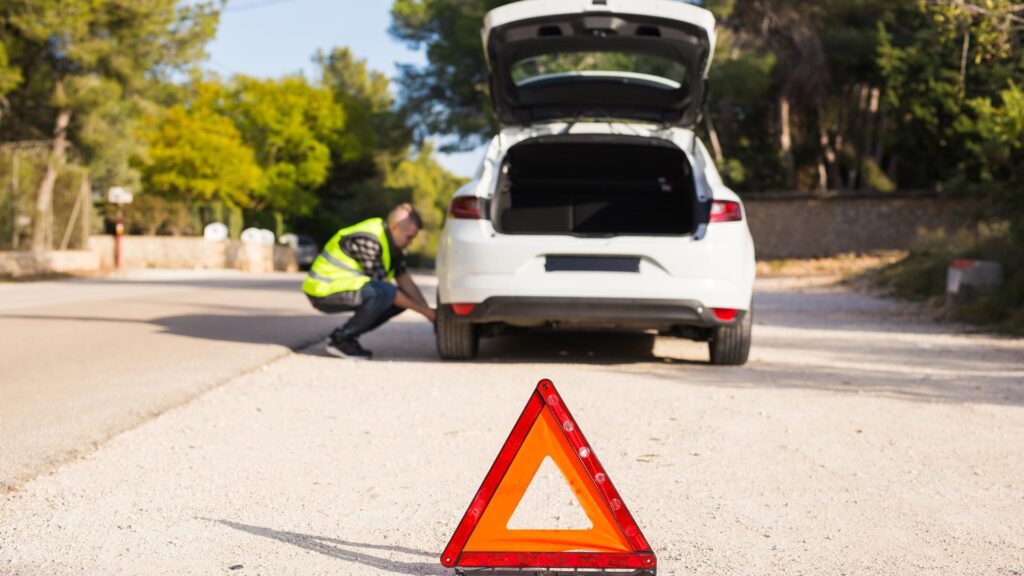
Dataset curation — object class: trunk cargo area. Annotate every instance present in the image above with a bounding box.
[492,138,698,236]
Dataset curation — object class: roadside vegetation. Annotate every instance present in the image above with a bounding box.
[756,252,905,280]
[0,0,1021,280]
[0,3,464,261]
[854,224,1024,333]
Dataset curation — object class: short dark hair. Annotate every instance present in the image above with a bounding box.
[388,203,423,229]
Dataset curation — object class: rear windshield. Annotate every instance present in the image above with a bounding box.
[511,51,687,90]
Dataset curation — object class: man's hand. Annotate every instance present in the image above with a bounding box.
[396,272,435,322]
[423,306,437,323]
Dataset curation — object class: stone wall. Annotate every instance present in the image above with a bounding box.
[1,195,988,277]
[87,236,298,273]
[743,193,989,259]
[0,251,101,278]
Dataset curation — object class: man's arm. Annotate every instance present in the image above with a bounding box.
[397,272,429,308]
[341,236,386,281]
[395,272,435,322]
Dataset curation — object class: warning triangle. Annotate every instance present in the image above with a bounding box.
[441,379,656,571]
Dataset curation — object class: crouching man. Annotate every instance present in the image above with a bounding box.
[303,203,436,360]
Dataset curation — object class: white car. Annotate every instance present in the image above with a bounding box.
[435,0,756,365]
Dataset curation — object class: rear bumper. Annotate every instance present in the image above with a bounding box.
[450,296,745,329]
[438,220,757,311]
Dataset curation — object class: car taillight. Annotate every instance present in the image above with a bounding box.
[451,303,477,316]
[450,197,484,219]
[710,201,742,223]
[712,308,739,322]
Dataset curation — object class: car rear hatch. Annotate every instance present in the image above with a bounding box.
[483,0,717,127]
[491,134,701,237]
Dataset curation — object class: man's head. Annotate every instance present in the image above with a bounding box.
[387,203,423,249]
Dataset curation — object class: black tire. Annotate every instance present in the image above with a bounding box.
[436,305,479,360]
[709,307,752,366]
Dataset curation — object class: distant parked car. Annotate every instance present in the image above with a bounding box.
[434,0,756,365]
[280,233,319,270]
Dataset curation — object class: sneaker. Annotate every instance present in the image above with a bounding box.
[325,337,373,360]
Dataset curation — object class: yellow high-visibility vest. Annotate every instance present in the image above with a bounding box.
[302,218,395,298]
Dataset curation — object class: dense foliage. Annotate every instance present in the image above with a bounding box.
[0,2,465,259]
[390,0,1022,199]
[2,0,1020,265]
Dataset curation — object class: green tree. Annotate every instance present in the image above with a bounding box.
[140,101,262,209]
[388,0,1022,196]
[878,0,1022,191]
[390,0,515,151]
[960,82,1024,234]
[0,40,22,114]
[295,48,466,256]
[224,75,345,229]
[385,142,467,259]
[296,48,413,242]
[1,0,220,250]
[316,47,409,189]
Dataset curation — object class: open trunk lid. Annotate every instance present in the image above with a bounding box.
[483,0,717,127]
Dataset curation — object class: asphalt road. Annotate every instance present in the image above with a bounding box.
[1,271,1023,575]
[0,270,344,492]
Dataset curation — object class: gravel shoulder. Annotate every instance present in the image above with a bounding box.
[1,275,1022,576]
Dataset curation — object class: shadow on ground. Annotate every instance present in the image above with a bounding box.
[1,307,689,365]
[70,276,304,293]
[7,276,1022,407]
[213,520,445,576]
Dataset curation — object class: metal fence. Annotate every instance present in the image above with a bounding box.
[1,142,93,252]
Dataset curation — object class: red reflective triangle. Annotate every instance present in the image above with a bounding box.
[441,379,656,571]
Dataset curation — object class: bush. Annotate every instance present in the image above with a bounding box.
[105,194,195,236]
[861,222,1024,333]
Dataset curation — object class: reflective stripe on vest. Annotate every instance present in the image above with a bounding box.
[302,218,395,298]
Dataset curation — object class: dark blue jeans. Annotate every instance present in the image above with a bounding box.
[308,281,405,341]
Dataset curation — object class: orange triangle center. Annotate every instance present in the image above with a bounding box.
[463,408,632,553]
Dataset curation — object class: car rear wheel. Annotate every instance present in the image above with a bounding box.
[709,307,752,366]
[436,305,479,361]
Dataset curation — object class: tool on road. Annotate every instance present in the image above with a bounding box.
[441,379,656,575]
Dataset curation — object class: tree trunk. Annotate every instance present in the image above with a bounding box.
[820,127,841,191]
[704,113,725,164]
[816,158,828,192]
[887,155,899,185]
[874,112,889,168]
[959,27,971,95]
[32,107,73,252]
[779,95,796,190]
[849,84,870,190]
[80,172,91,250]
[860,86,880,190]
[864,87,880,158]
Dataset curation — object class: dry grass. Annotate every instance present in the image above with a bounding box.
[843,224,1024,335]
[757,251,906,280]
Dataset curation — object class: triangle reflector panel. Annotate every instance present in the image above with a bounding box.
[441,379,656,571]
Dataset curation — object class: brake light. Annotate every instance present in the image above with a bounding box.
[710,201,742,223]
[451,303,477,316]
[450,197,484,219]
[712,308,738,322]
